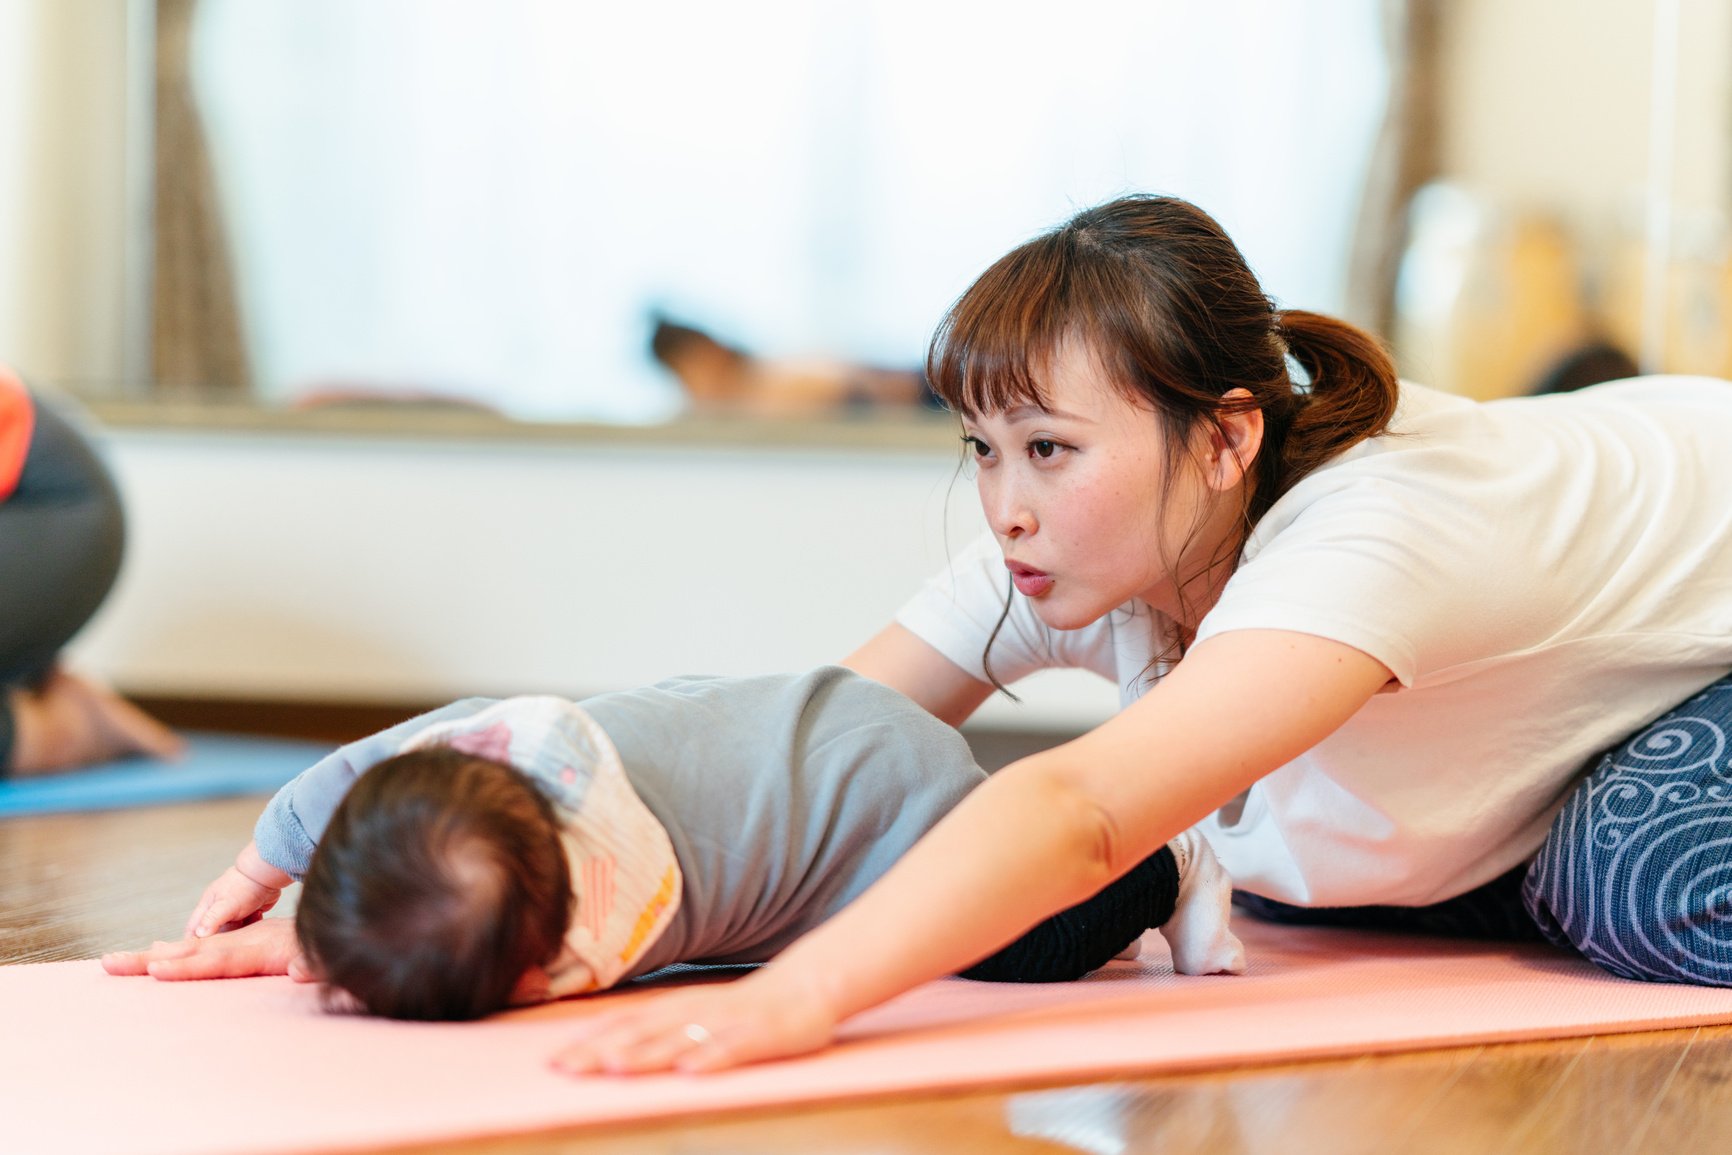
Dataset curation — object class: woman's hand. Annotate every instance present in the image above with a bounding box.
[550,970,838,1076]
[101,918,314,982]
[185,842,293,938]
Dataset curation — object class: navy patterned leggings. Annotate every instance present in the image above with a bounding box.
[1237,671,1732,986]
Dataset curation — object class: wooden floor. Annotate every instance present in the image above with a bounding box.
[5,735,1731,1152]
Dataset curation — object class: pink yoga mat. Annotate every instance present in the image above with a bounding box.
[5,920,1731,1155]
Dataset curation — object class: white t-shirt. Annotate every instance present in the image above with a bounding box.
[898,377,1732,907]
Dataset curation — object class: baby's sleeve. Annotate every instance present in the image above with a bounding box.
[253,698,499,878]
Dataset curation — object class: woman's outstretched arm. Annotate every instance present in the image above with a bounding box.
[551,629,1391,1075]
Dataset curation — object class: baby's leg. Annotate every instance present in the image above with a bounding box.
[959,830,1246,983]
[958,847,1179,983]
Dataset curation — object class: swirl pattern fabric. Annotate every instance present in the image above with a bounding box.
[1523,673,1732,985]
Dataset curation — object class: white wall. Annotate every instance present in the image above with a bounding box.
[69,424,1122,730]
[1440,0,1731,232]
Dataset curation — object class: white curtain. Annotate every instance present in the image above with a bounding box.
[193,0,1387,421]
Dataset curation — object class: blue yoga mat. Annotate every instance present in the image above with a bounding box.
[0,733,331,818]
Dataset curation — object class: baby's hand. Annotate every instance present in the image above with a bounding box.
[185,842,294,939]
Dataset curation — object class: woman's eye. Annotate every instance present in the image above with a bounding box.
[1030,439,1059,459]
[962,435,992,458]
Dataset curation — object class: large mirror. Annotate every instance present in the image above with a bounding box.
[0,0,1727,434]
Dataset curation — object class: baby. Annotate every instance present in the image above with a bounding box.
[115,668,1243,1019]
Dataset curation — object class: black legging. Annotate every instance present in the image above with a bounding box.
[0,392,126,768]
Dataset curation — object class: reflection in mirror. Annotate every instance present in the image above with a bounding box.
[147,0,1391,424]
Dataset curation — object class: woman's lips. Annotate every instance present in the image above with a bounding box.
[1006,561,1053,598]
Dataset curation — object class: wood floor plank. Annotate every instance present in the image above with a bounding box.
[1626,1025,1732,1148]
[1094,1050,1481,1155]
[1463,1030,1702,1153]
[1393,1036,1593,1152]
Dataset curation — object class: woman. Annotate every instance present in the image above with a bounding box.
[0,366,182,775]
[552,194,1732,1075]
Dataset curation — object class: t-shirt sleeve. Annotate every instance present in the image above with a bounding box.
[893,532,1120,685]
[253,697,499,878]
[0,367,35,502]
[1192,478,1492,688]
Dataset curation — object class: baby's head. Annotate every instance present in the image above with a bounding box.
[295,747,573,1021]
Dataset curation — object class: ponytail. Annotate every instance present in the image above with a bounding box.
[1251,309,1399,521]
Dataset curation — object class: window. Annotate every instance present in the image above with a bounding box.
[181,0,1388,421]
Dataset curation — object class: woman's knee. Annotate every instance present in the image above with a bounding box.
[1524,824,1732,985]
[0,401,126,681]
[1525,677,1732,985]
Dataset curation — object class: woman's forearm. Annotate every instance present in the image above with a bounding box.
[763,754,1149,1021]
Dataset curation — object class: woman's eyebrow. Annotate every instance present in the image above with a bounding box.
[1002,404,1094,424]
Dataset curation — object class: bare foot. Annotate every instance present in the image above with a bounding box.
[6,669,185,777]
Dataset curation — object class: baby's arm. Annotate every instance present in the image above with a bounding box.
[187,698,500,938]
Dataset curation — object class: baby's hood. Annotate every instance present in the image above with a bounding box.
[403,696,683,997]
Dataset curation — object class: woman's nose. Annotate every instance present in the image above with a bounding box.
[982,475,1037,539]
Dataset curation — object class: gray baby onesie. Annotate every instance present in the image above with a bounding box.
[255,666,984,981]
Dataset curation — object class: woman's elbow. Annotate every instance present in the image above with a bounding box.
[1008,759,1128,889]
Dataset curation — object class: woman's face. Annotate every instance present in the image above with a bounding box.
[960,340,1219,631]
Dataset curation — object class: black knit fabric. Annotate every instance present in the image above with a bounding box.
[959,845,1180,983]
[1234,865,1546,942]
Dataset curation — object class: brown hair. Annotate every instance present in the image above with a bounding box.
[926,194,1399,682]
[295,747,573,1021]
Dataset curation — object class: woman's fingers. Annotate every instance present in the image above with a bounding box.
[146,947,257,981]
[550,1010,702,1075]
[551,976,836,1076]
[673,1016,800,1072]
[100,939,193,976]
[101,920,299,982]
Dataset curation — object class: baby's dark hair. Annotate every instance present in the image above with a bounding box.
[295,747,573,1021]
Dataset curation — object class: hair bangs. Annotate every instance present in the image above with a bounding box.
[927,226,1175,418]
[926,234,1088,418]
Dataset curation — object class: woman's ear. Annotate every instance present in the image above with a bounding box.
[1198,388,1264,492]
